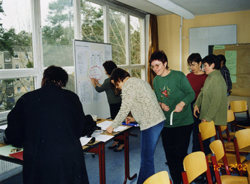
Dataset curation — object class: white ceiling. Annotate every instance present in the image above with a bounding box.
[116,0,250,17]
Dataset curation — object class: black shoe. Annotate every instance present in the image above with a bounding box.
[108,144,119,149]
[114,147,124,152]
[193,174,207,184]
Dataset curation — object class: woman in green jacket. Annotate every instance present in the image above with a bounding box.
[194,54,227,154]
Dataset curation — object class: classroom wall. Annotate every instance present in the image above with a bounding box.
[157,10,250,106]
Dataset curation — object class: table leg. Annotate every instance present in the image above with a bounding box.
[88,143,105,184]
[123,131,137,184]
[99,143,105,184]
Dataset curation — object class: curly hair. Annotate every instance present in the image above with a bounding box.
[41,65,68,87]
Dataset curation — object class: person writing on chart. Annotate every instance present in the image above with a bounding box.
[2,66,89,184]
[106,68,166,184]
[149,50,194,184]
[194,54,227,155]
[186,53,207,152]
[90,60,123,152]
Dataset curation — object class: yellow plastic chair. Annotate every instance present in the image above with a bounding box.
[230,101,250,129]
[182,151,213,184]
[221,110,236,141]
[234,129,250,156]
[210,140,248,184]
[199,121,247,174]
[143,171,171,184]
[210,140,247,176]
[247,163,250,184]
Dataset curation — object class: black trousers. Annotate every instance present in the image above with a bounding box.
[109,102,121,120]
[161,124,193,184]
[109,102,124,144]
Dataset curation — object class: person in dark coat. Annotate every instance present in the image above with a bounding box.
[4,65,89,184]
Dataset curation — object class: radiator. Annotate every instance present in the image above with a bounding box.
[0,160,22,181]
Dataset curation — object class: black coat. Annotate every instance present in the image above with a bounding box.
[5,85,89,184]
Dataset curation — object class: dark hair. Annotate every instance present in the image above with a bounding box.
[149,50,169,69]
[42,65,68,87]
[217,54,226,65]
[202,54,221,70]
[110,68,130,94]
[103,60,117,75]
[187,53,202,65]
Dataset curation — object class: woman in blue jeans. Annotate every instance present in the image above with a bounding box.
[106,68,166,184]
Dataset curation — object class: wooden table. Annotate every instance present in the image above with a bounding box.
[0,119,137,184]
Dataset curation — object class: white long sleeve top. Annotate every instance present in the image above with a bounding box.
[111,77,166,131]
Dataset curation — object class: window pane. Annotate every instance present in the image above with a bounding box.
[0,0,33,69]
[0,77,34,112]
[131,69,141,79]
[41,0,74,67]
[81,1,104,43]
[130,16,141,64]
[109,9,126,65]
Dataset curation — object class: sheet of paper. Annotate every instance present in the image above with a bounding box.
[0,145,23,157]
[92,134,114,142]
[80,137,92,146]
[113,126,127,132]
[97,121,113,130]
[0,124,7,130]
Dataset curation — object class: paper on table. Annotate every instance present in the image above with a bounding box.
[92,134,114,142]
[80,137,92,146]
[113,126,127,132]
[97,120,113,130]
[97,121,127,132]
[0,145,23,157]
[0,124,7,130]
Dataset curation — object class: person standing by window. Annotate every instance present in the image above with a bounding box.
[90,60,123,152]
[3,66,89,184]
[149,50,195,184]
[186,53,207,152]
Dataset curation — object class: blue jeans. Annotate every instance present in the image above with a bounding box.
[137,120,165,184]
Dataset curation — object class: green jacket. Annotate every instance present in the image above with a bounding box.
[95,78,121,104]
[194,70,227,125]
[153,70,195,127]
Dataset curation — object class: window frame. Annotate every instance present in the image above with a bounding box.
[0,0,149,121]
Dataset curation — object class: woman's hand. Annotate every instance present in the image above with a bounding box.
[193,105,200,118]
[106,125,114,134]
[159,102,170,112]
[126,117,135,124]
[201,119,207,122]
[90,78,96,86]
[174,101,185,112]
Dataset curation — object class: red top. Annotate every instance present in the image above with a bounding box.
[187,72,207,101]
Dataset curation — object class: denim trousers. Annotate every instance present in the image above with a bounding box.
[137,120,165,184]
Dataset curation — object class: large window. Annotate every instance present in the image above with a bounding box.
[0,0,147,120]
[109,9,126,65]
[41,0,74,67]
[81,1,104,43]
[0,0,35,116]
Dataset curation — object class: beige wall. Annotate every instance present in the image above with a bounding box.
[157,10,250,106]
[157,10,250,75]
